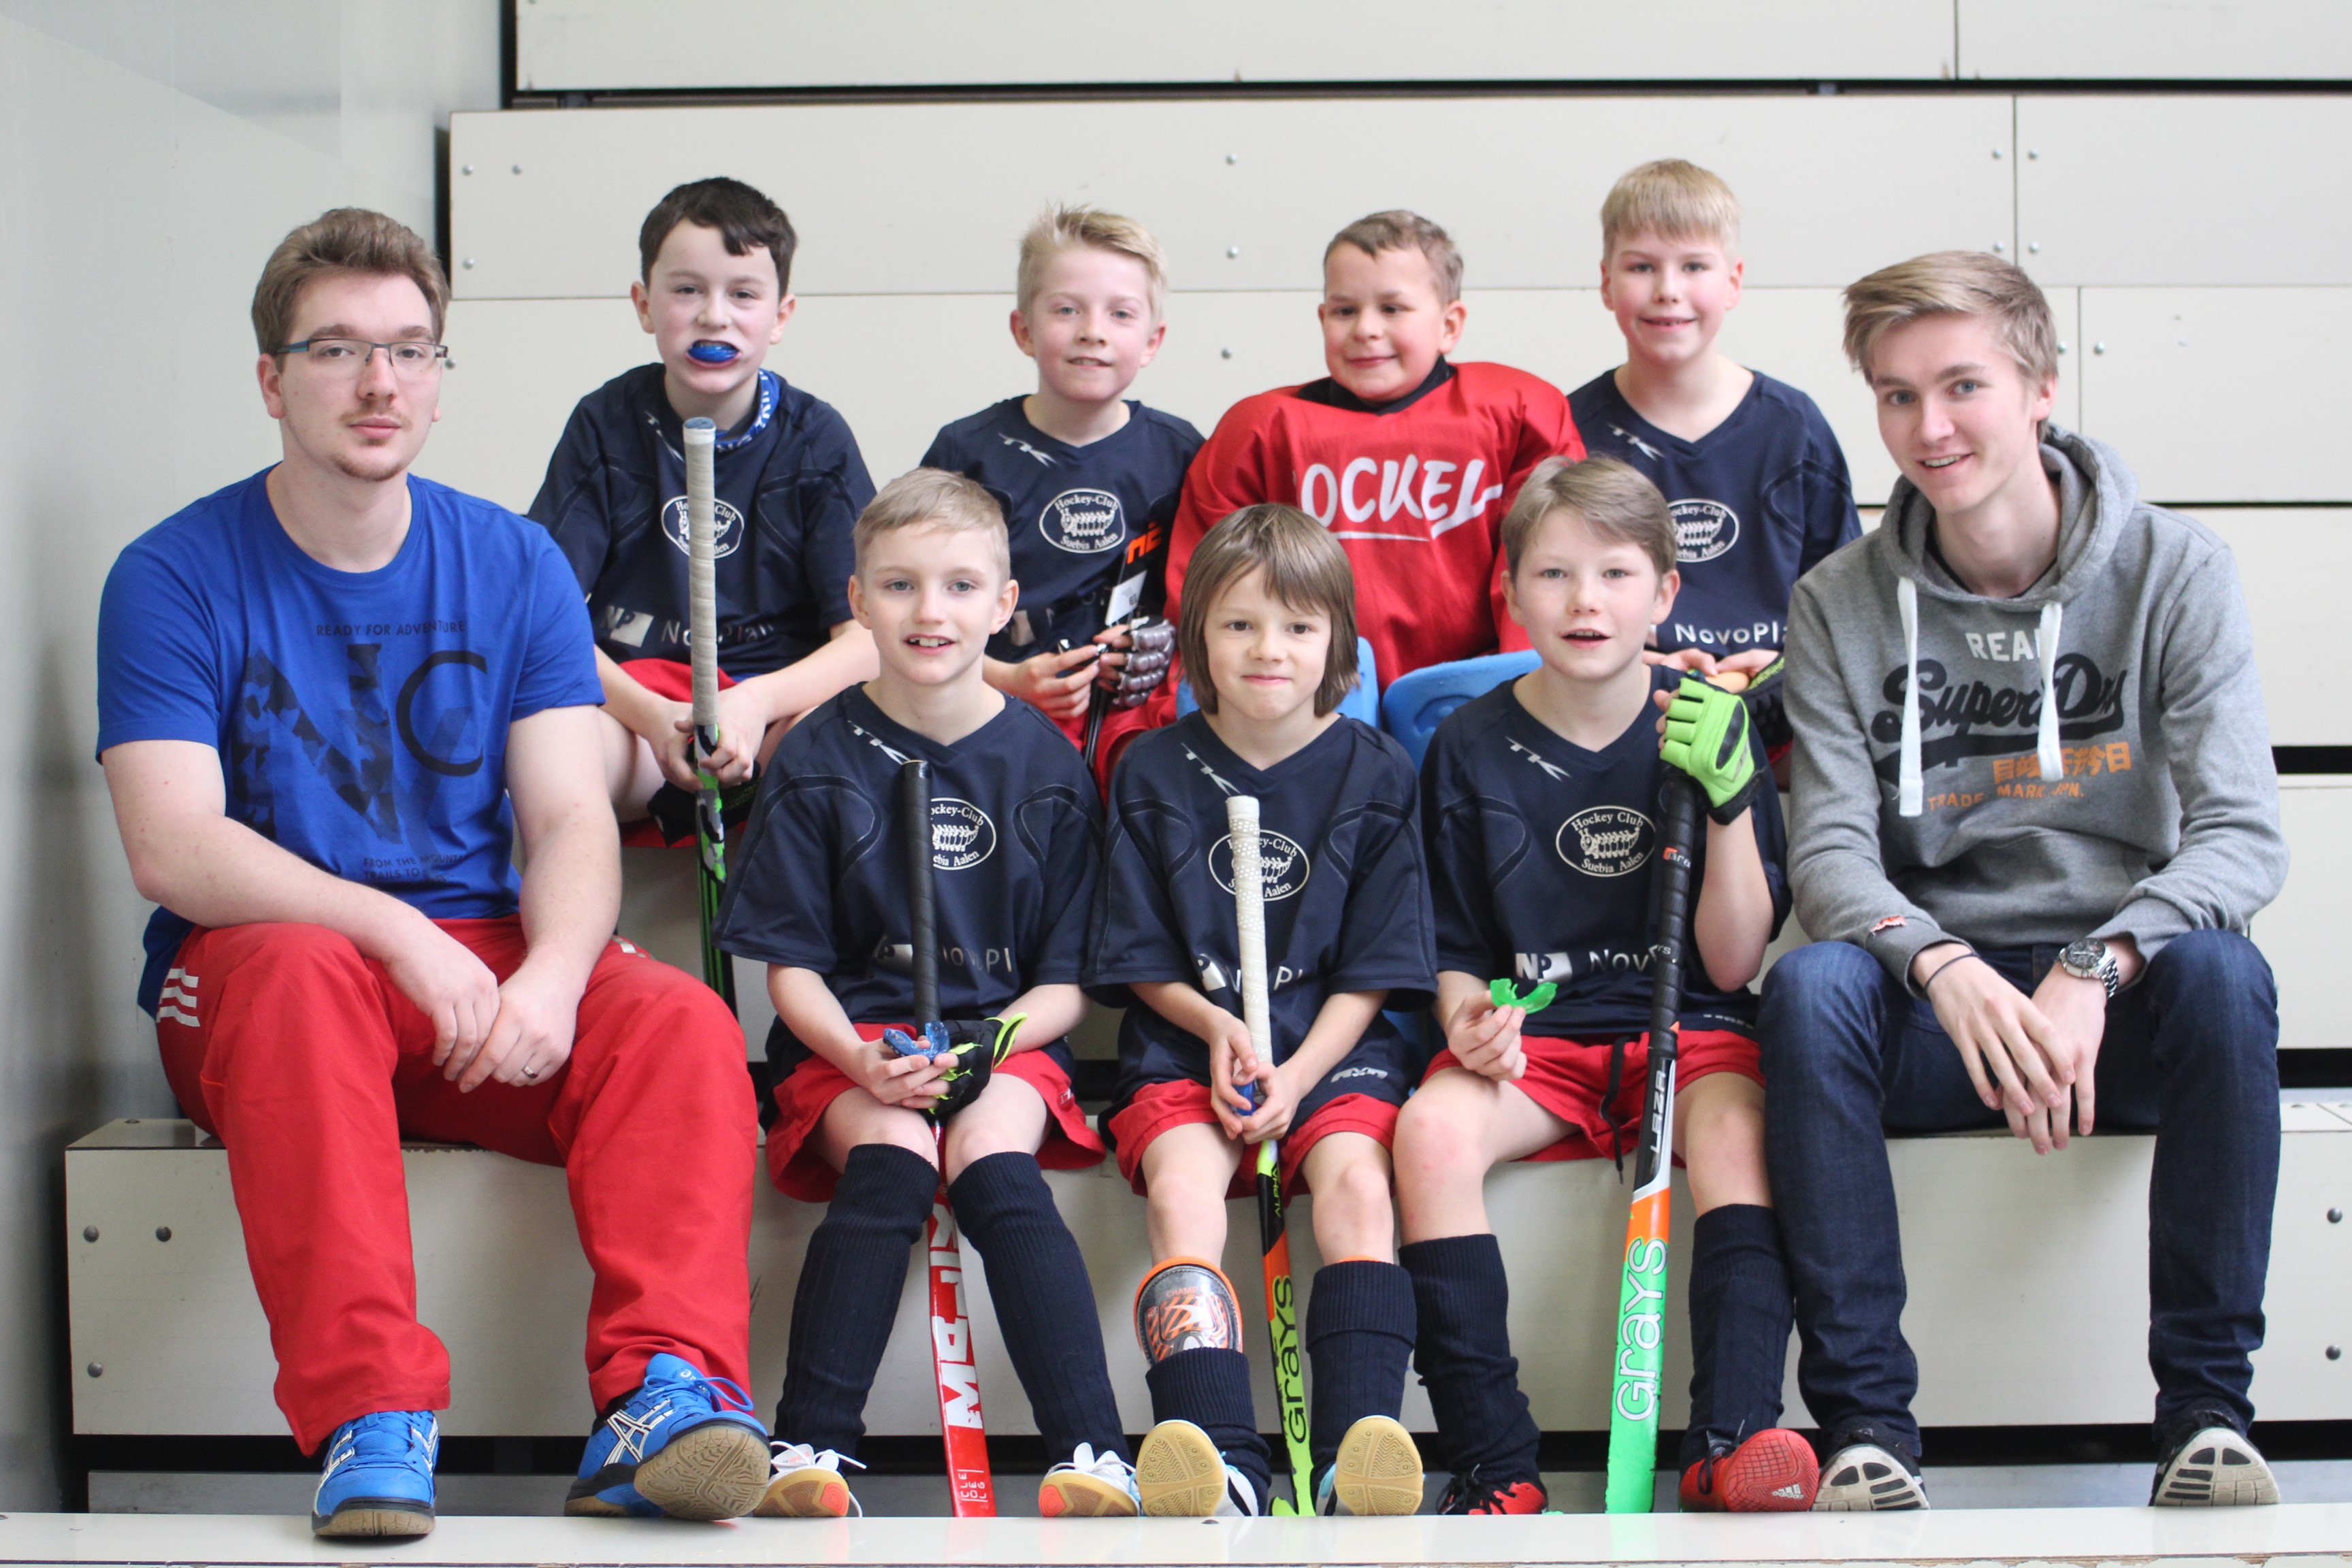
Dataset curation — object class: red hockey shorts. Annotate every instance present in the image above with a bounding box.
[154,916,755,1452]
[1422,1029,1761,1164]
[765,1024,1105,1202]
[1106,1079,1399,1198]
[615,657,737,847]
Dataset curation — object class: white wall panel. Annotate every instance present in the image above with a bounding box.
[2185,514,2352,748]
[516,1,1957,92]
[2264,780,2352,1051]
[2079,289,2352,502]
[2019,98,2352,287]
[449,97,2014,299]
[1959,1,2352,80]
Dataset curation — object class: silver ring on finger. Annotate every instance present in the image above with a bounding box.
[521,1064,540,1081]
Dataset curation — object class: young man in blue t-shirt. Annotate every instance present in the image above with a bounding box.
[97,210,768,1537]
[529,178,877,839]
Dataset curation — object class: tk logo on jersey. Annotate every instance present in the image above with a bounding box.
[1209,830,1310,902]
[1556,806,1655,878]
[1041,488,1126,555]
[926,798,997,870]
[661,494,747,560]
[1671,500,1739,564]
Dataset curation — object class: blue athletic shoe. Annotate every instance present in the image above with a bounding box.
[311,1409,437,1537]
[565,1353,770,1519]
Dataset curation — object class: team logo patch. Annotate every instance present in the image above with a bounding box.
[1209,830,1310,902]
[661,493,747,559]
[1039,487,1126,555]
[928,798,996,870]
[1556,806,1655,878]
[1670,499,1739,564]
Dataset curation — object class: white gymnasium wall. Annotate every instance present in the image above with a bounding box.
[0,1,502,1506]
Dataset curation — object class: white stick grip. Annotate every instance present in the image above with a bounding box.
[683,417,720,734]
[1226,796,1273,1064]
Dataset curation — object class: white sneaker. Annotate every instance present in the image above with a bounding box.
[754,1442,863,1518]
[1041,1443,1140,1518]
[1316,1415,1424,1516]
[1814,1441,1928,1511]
[2153,1425,2281,1507]
[1137,1420,1260,1517]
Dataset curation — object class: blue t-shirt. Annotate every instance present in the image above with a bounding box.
[529,364,875,679]
[1420,670,1788,1038]
[97,470,604,1014]
[921,397,1202,662]
[1568,370,1859,658]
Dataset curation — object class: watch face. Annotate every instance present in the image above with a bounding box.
[2061,939,2105,973]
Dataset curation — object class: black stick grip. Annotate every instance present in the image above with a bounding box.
[1633,774,1705,1190]
[902,759,940,1028]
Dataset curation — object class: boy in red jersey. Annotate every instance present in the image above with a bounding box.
[1154,211,1582,723]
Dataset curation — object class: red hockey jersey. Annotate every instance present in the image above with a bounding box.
[1166,361,1582,693]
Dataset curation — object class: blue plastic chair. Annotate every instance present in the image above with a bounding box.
[1176,636,1381,726]
[1378,649,1542,768]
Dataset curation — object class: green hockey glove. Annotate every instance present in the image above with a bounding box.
[1661,671,1763,825]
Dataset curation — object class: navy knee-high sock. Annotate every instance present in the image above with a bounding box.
[774,1143,938,1456]
[1679,1203,1794,1468]
[949,1151,1127,1466]
[1401,1234,1539,1484]
[1147,1347,1271,1511]
[1305,1260,1416,1474]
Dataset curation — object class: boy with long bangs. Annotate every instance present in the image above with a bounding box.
[531,177,877,837]
[1396,457,1814,1514]
[1569,161,1858,706]
[1151,211,1582,722]
[922,204,1198,761]
[1089,507,1438,1518]
[713,470,1138,1520]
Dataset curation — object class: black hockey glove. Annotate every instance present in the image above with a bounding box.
[1105,619,1175,710]
[643,773,760,848]
[1740,655,1791,753]
[882,1015,1022,1122]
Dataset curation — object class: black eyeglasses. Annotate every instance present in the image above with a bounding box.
[278,338,451,378]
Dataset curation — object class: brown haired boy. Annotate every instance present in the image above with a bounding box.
[529,176,879,839]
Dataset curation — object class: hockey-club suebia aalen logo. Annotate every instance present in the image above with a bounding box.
[1556,805,1656,877]
[1040,487,1126,554]
[1209,830,1311,901]
[661,493,747,559]
[1671,499,1739,563]
[928,798,997,870]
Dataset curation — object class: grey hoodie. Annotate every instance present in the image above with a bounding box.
[1784,425,2285,983]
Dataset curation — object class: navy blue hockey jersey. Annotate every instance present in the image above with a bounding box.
[715,685,1101,1073]
[921,397,1201,662]
[1420,670,1788,1038]
[1569,371,1858,660]
[528,364,875,679]
[1088,713,1437,1107]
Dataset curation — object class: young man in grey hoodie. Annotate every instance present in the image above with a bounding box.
[1763,252,2286,1511]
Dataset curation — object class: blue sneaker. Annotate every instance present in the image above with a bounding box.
[311,1409,437,1537]
[565,1353,770,1519]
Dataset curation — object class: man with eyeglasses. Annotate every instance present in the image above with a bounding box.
[94,209,768,1535]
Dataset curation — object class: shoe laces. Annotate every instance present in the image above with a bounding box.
[325,1411,435,1480]
[1439,1467,1533,1515]
[1689,1436,1737,1498]
[770,1442,862,1477]
[1050,1443,1136,1487]
[639,1360,757,1419]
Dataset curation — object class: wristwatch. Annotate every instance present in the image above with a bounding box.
[2058,937,2122,998]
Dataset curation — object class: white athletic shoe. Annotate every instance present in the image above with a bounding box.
[1136,1420,1260,1517]
[1813,1441,1928,1511]
[2153,1425,2281,1506]
[1316,1415,1425,1516]
[754,1442,863,1518]
[1040,1443,1140,1518]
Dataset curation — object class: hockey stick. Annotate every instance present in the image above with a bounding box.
[681,418,736,1010]
[1602,767,1706,1514]
[901,758,996,1518]
[1226,795,1312,1516]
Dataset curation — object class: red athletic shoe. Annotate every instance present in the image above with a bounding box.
[1680,1428,1819,1512]
[1437,1471,1547,1514]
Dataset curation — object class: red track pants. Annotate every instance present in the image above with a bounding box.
[155,916,755,1452]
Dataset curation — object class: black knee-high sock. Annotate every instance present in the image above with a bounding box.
[1305,1260,1416,1474]
[774,1143,937,1456]
[949,1151,1127,1467]
[1679,1203,1794,1468]
[1401,1234,1539,1484]
[1147,1347,1271,1512]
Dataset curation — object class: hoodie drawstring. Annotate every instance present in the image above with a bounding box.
[1896,577,2065,820]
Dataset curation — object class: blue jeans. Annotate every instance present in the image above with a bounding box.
[1760,931,2279,1456]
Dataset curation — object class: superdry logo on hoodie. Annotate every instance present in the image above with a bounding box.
[1869,653,2129,777]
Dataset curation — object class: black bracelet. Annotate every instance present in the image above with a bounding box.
[1921,947,1981,995]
